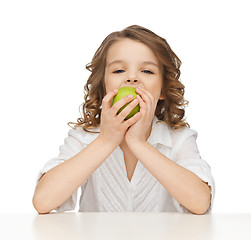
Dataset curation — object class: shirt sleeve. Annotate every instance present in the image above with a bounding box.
[170,129,215,214]
[35,128,88,213]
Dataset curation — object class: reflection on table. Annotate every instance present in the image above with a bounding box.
[1,212,251,240]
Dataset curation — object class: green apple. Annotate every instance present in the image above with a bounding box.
[112,86,140,120]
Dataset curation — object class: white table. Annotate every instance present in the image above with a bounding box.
[1,212,251,240]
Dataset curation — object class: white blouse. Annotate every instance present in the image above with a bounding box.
[35,116,215,213]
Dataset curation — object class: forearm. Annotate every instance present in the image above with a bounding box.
[128,141,211,214]
[33,136,117,214]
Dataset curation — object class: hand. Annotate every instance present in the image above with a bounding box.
[125,87,158,145]
[98,89,142,146]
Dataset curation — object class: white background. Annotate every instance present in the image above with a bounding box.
[0,0,250,214]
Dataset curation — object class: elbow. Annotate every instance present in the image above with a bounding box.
[32,194,51,214]
[193,193,211,215]
[188,199,210,215]
[192,204,210,215]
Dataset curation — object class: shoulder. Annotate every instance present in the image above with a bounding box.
[67,126,100,145]
[163,125,200,159]
[152,118,198,148]
[167,126,199,155]
[160,120,198,147]
[169,126,198,141]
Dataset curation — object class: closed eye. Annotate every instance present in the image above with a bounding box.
[113,69,125,74]
[142,70,153,74]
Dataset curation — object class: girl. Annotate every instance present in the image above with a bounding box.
[32,25,215,214]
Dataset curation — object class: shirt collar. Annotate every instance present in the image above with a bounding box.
[78,115,172,148]
[147,116,172,147]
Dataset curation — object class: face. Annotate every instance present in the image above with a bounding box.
[104,38,164,100]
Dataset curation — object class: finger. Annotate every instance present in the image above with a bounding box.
[102,89,118,112]
[136,88,150,111]
[136,87,156,111]
[135,87,151,103]
[110,94,135,117]
[123,111,142,127]
[117,98,139,121]
[136,94,145,109]
[144,89,155,102]
[136,87,155,102]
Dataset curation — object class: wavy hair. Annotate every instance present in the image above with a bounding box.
[68,25,190,133]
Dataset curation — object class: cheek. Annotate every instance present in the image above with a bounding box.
[146,85,162,100]
[104,74,123,90]
[104,80,120,93]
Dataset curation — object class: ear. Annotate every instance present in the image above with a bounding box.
[159,84,165,100]
[159,92,165,100]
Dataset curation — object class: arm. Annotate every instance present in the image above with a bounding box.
[33,88,142,214]
[32,136,117,214]
[127,141,211,215]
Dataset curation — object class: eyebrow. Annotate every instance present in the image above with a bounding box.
[107,60,159,68]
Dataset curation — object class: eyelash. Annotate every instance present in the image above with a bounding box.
[113,69,124,74]
[113,69,154,74]
[143,70,154,74]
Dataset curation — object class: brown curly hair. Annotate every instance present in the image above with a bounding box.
[68,25,190,133]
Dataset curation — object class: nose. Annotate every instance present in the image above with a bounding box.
[123,69,140,86]
[125,79,139,84]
